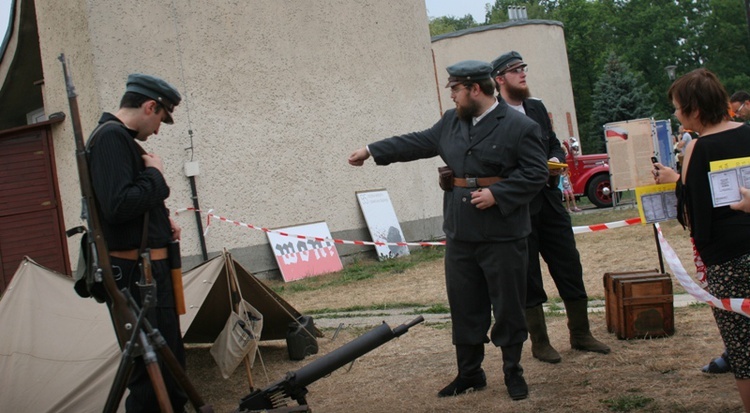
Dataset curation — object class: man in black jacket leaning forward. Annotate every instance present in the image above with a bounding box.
[491,51,610,364]
[89,74,187,412]
[349,60,548,401]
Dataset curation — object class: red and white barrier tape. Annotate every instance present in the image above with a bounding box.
[572,217,643,234]
[178,207,750,316]
[177,207,644,247]
[175,208,446,247]
[656,223,750,318]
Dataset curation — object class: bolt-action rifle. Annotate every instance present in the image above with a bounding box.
[58,53,212,413]
[236,316,424,413]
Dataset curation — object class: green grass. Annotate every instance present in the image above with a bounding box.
[600,394,654,412]
[271,246,445,294]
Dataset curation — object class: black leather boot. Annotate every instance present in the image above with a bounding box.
[526,305,561,363]
[438,344,487,397]
[565,299,611,354]
[501,343,528,400]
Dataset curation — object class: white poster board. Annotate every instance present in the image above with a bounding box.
[604,118,657,192]
[266,221,343,282]
[356,189,410,260]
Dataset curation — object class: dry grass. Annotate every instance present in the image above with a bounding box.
[187,209,743,412]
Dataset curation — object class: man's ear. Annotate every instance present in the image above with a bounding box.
[143,100,160,115]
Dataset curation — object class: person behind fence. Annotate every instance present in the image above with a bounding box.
[560,168,581,213]
[652,68,750,411]
[491,51,610,366]
[88,73,187,412]
[348,60,548,401]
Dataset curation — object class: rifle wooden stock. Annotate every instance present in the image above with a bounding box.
[59,53,135,348]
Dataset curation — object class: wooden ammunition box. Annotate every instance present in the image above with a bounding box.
[603,270,674,339]
[603,269,662,333]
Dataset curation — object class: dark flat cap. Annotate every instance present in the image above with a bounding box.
[491,51,526,77]
[445,60,493,88]
[126,74,181,124]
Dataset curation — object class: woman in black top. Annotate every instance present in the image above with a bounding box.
[653,68,750,411]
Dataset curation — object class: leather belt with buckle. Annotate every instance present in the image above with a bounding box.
[453,176,503,188]
[110,247,168,261]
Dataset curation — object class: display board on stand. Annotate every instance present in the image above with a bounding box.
[356,189,410,261]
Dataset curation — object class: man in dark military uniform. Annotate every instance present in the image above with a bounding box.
[349,60,548,401]
[88,74,187,412]
[491,51,610,364]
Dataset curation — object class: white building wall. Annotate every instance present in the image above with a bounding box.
[431,21,579,144]
[34,0,445,273]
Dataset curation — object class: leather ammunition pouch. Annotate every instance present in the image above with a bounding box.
[438,166,454,191]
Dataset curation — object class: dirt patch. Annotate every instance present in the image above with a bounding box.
[187,217,743,412]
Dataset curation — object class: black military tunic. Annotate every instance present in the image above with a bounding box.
[88,112,187,411]
[522,98,588,308]
[369,100,547,347]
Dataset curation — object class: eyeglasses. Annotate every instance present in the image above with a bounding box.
[503,66,528,75]
[736,102,746,116]
[450,85,467,96]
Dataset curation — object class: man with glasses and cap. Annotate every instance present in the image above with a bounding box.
[491,51,610,365]
[88,73,187,412]
[349,60,548,401]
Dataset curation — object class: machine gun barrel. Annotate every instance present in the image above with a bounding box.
[238,316,424,412]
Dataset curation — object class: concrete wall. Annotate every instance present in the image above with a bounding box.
[432,20,579,144]
[34,0,445,274]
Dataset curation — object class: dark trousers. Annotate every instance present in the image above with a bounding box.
[445,237,528,347]
[109,257,188,413]
[526,189,588,308]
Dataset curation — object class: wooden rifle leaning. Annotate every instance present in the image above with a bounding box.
[58,53,212,413]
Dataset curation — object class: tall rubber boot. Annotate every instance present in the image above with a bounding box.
[564,299,611,354]
[501,343,528,400]
[525,305,561,363]
[438,344,487,397]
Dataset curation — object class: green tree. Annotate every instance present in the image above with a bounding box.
[606,0,684,120]
[694,0,750,93]
[587,52,654,153]
[428,15,478,36]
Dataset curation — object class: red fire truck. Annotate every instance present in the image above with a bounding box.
[562,138,613,208]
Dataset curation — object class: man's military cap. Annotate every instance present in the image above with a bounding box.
[126,73,182,124]
[491,51,527,77]
[445,60,493,88]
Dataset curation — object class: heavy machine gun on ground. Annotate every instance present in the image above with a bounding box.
[236,316,424,413]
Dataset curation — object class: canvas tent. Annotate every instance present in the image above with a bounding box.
[0,254,319,412]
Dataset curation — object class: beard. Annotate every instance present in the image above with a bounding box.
[505,82,531,103]
[456,97,481,122]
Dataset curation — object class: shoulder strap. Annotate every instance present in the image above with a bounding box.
[86,119,147,155]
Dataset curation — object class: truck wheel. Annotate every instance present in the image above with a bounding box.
[587,174,613,208]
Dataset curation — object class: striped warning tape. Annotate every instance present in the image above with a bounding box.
[175,208,446,247]
[176,207,643,247]
[655,223,750,318]
[178,207,750,316]
[572,217,643,234]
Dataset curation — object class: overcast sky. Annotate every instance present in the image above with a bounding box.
[0,1,491,49]
[424,0,490,21]
[1,0,9,42]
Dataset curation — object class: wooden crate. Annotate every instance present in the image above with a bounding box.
[603,269,661,333]
[603,270,674,339]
